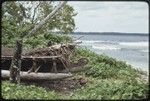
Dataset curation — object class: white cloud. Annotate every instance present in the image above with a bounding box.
[68,1,149,33]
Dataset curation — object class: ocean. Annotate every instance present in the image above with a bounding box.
[71,33,149,72]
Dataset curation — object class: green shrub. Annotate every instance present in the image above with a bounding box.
[3,32,72,49]
[23,33,72,50]
[2,37,148,100]
[74,48,144,79]
[70,79,148,100]
[2,81,62,100]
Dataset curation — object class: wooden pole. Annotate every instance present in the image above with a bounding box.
[9,39,22,84]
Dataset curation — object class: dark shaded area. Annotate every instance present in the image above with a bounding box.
[1,59,66,73]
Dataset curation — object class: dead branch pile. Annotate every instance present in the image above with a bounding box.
[24,43,75,57]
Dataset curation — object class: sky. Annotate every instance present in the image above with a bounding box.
[68,1,149,33]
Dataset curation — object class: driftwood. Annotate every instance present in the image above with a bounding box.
[2,70,73,81]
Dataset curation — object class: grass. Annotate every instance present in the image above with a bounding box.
[2,81,62,100]
[1,40,149,100]
[69,48,148,100]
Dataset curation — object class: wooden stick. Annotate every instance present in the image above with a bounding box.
[35,65,41,73]
[27,58,37,73]
[58,57,70,73]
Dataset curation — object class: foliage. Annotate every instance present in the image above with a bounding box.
[2,1,77,47]
[2,47,148,100]
[73,48,146,79]
[2,81,62,100]
[23,33,72,49]
[2,32,72,49]
[70,79,148,100]
[68,48,148,100]
[37,2,76,34]
[2,1,148,100]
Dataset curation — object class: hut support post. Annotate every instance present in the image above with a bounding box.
[27,58,37,73]
[9,39,22,84]
[51,58,57,73]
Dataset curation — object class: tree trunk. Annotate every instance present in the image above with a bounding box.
[24,1,67,37]
[9,39,22,83]
[2,70,73,81]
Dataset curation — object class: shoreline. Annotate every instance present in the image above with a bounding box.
[81,46,149,73]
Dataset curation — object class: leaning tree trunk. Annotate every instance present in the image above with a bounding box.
[24,1,67,37]
[9,39,22,83]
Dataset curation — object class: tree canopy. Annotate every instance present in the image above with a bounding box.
[2,1,77,48]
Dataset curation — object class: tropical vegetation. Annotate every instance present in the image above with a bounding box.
[1,1,148,100]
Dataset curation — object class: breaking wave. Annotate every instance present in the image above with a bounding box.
[79,40,148,51]
[92,44,120,50]
[140,49,149,53]
[119,42,148,47]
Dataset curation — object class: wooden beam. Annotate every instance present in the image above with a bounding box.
[2,55,61,59]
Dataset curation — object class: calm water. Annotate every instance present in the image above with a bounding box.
[71,33,149,72]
